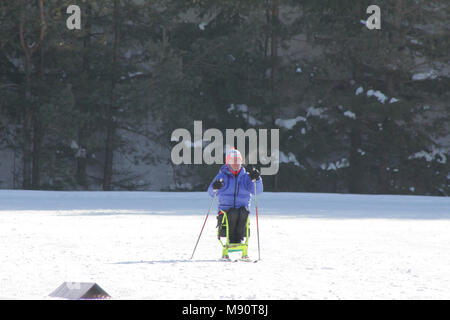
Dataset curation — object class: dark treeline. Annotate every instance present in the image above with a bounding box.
[0,0,449,195]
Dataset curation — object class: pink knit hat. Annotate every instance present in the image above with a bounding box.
[226,148,243,168]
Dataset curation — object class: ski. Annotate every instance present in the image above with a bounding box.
[219,258,237,262]
[224,258,258,263]
[237,258,257,263]
[218,257,258,263]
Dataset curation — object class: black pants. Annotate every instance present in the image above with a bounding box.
[217,207,249,243]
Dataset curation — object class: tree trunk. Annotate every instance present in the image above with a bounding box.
[270,0,279,191]
[23,99,32,189]
[103,0,121,191]
[263,0,270,82]
[31,43,46,189]
[19,0,46,189]
[349,127,363,193]
[103,116,115,191]
[377,118,390,194]
[22,48,32,189]
[31,109,42,189]
[76,124,88,187]
[76,4,92,188]
[270,0,278,94]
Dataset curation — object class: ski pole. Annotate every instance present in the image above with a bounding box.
[190,190,217,260]
[254,181,261,261]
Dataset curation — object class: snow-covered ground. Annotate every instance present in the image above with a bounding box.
[0,190,449,300]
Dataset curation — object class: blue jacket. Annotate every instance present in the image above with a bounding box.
[208,165,263,212]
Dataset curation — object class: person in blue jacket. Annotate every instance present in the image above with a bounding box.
[208,148,263,250]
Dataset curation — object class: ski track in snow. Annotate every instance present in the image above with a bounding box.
[0,191,449,299]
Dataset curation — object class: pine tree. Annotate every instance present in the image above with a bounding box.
[290,0,449,195]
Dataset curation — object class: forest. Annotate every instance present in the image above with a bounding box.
[0,0,449,195]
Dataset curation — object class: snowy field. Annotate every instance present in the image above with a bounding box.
[0,190,449,300]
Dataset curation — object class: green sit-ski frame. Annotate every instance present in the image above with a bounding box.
[218,210,250,258]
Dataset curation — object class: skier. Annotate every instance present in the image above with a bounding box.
[207,148,263,259]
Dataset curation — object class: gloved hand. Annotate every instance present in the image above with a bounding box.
[249,167,261,181]
[213,178,224,190]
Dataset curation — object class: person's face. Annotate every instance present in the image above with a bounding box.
[228,157,242,171]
